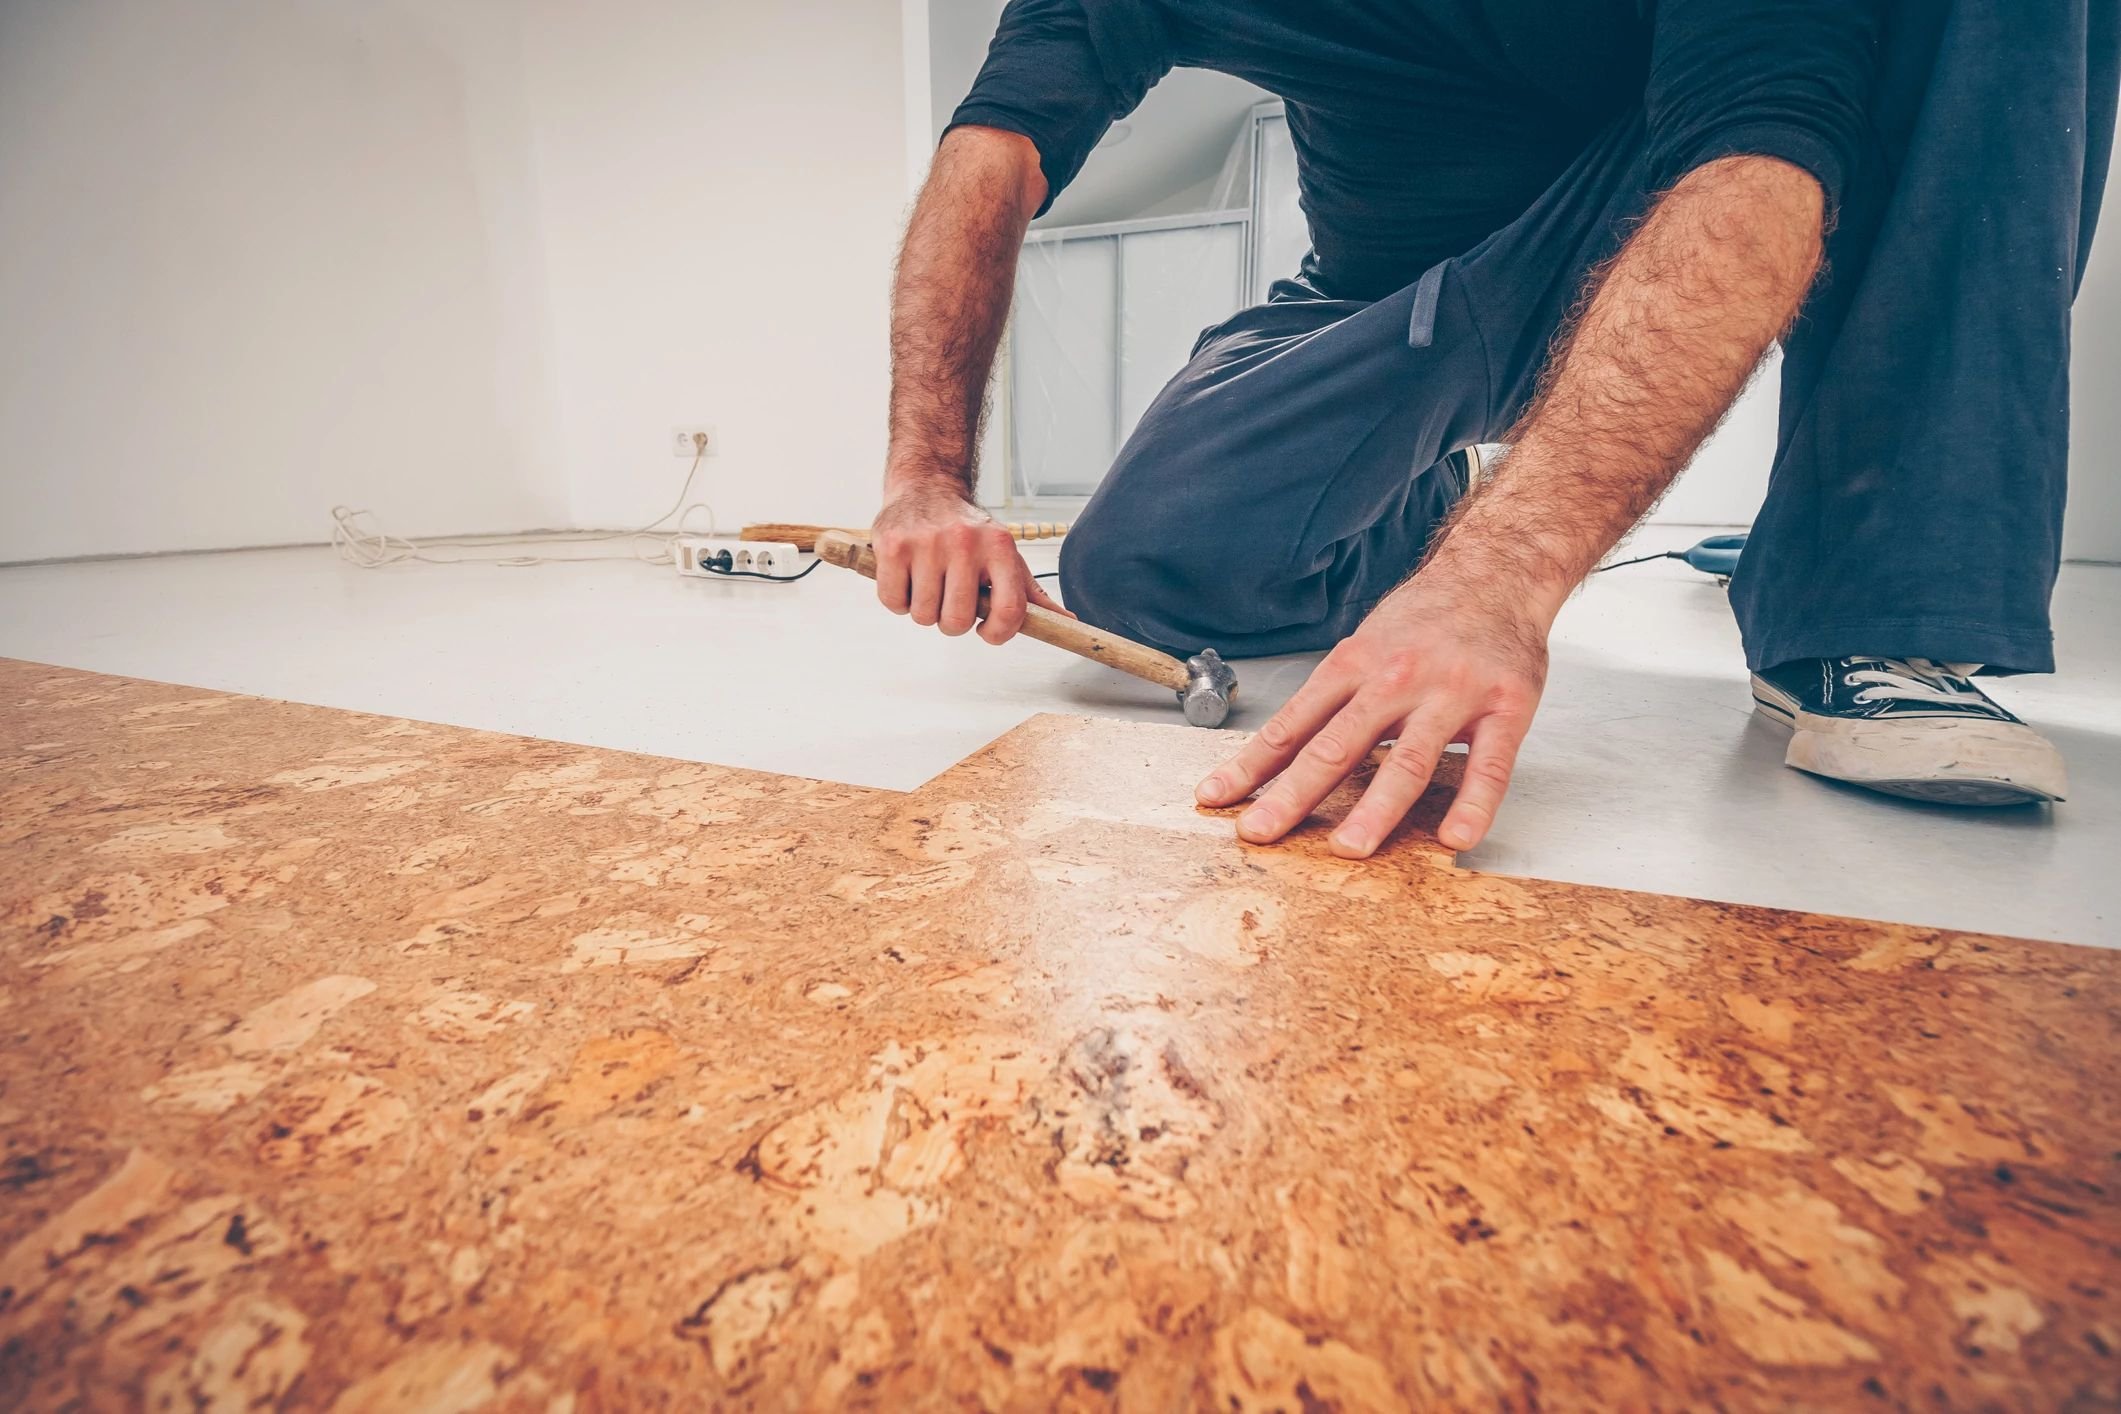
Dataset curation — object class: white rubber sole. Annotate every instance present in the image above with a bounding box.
[1750,677,2068,806]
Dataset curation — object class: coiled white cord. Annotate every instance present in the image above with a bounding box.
[330,449,719,569]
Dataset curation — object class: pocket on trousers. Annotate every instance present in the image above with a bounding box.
[1407,261,1449,350]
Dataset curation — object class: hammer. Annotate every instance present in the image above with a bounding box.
[814,531,1238,728]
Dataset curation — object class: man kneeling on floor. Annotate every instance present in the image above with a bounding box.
[868,0,2113,855]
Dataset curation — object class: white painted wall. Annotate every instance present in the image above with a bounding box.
[929,0,1004,156]
[520,0,911,534]
[902,0,937,194]
[0,0,572,562]
[1647,353,1783,528]
[1,0,915,561]
[2068,137,2121,563]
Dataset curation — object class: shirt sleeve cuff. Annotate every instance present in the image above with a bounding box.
[1659,123,1849,216]
[944,104,1071,217]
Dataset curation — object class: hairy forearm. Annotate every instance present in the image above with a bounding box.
[885,128,1045,497]
[1423,155,1825,619]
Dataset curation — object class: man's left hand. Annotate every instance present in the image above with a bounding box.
[1194,569,1551,857]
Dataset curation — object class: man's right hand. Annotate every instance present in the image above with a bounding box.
[871,481,1072,645]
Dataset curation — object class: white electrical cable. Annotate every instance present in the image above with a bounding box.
[330,448,719,570]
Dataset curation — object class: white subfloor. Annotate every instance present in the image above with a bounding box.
[2,529,2115,947]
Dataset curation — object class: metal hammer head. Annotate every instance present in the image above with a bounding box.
[1178,648,1239,728]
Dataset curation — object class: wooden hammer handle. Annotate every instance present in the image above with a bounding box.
[743,521,1068,552]
[815,532,1189,693]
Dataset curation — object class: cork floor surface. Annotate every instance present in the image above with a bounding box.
[1,657,2117,1410]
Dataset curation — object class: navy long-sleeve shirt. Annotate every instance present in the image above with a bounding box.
[951,0,1883,300]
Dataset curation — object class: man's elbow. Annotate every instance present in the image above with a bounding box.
[1671,154,1827,298]
[935,125,1050,221]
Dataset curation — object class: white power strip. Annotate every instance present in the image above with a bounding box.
[672,535,809,580]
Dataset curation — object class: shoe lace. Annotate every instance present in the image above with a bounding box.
[1841,656,1986,706]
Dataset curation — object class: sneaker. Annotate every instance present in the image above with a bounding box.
[1750,657,2068,806]
[1428,446,1482,502]
[1459,444,1485,491]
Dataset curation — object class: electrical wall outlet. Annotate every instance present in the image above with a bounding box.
[671,426,718,458]
[672,536,807,580]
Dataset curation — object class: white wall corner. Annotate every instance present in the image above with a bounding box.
[901,0,935,196]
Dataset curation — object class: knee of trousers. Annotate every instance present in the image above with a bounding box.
[1056,501,1206,658]
[1057,508,1150,639]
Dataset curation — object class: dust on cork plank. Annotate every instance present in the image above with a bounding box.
[0,657,2115,1410]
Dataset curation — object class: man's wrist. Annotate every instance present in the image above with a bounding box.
[1412,528,1574,631]
[1417,443,1620,625]
[883,458,973,500]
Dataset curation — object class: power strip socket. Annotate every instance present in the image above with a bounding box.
[672,535,808,580]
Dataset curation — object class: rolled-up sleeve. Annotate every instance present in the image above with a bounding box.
[947,0,1172,216]
[1644,0,1887,212]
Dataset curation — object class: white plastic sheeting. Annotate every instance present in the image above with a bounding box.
[1250,111,1306,301]
[1118,223,1247,431]
[1001,100,1302,504]
[1010,235,1120,499]
[1008,215,1246,500]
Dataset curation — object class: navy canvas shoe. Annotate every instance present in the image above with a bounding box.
[1751,657,2068,806]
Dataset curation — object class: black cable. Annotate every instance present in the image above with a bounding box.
[1593,551,1679,573]
[1033,570,1061,580]
[700,558,823,583]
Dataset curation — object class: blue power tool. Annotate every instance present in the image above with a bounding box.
[1678,532,1746,577]
[1598,531,1747,581]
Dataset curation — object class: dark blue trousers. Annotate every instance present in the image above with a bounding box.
[1061,2,2117,673]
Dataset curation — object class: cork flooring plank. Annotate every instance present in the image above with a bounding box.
[0,657,2116,1410]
